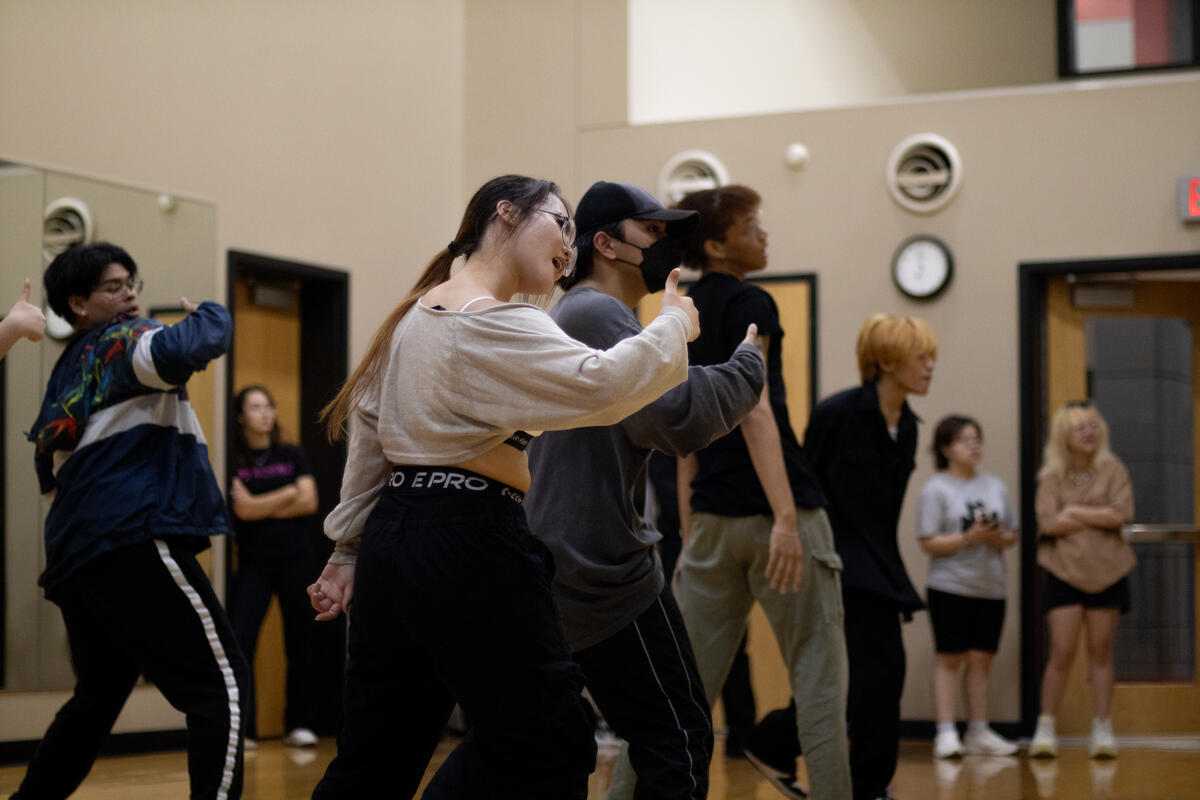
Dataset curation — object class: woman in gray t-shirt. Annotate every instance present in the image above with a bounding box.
[917,415,1019,759]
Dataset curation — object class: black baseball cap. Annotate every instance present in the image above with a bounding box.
[573,181,699,247]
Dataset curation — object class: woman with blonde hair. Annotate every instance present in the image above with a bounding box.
[307,174,700,799]
[1030,402,1134,759]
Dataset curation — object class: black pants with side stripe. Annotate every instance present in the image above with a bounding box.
[574,586,713,800]
[14,537,250,800]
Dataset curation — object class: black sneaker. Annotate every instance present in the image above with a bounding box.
[743,746,808,800]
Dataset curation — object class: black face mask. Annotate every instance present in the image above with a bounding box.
[614,236,686,293]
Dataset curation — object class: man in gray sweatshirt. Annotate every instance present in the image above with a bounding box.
[525,181,764,800]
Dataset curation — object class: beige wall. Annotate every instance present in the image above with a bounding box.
[629,0,1057,123]
[0,0,466,365]
[2,0,1200,738]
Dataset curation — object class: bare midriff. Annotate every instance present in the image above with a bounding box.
[450,442,531,493]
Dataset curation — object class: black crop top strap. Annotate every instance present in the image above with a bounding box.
[504,430,533,451]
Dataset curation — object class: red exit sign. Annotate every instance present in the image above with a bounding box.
[1183,177,1200,222]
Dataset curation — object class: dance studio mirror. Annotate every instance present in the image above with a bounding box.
[0,161,217,691]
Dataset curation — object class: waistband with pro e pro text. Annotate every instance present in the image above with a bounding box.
[387,465,524,505]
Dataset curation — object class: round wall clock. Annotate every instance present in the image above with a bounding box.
[891,234,953,300]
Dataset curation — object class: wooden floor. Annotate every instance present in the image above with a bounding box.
[1,734,1197,798]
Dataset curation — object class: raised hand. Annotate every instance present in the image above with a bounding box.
[9,279,46,342]
[659,268,700,341]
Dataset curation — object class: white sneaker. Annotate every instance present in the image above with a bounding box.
[933,729,964,759]
[963,726,1019,756]
[1029,716,1058,759]
[283,727,318,748]
[1089,719,1118,759]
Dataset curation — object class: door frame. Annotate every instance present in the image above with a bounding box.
[225,250,350,533]
[1017,250,1200,733]
[225,250,350,735]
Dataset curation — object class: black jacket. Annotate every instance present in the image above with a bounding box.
[804,381,923,611]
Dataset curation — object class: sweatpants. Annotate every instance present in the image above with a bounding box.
[575,586,712,800]
[13,538,249,800]
[230,548,319,737]
[312,467,596,799]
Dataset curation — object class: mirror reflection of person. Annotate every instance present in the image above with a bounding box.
[917,415,1018,760]
[228,385,320,749]
[17,243,249,799]
[0,279,46,358]
[1030,402,1134,760]
[307,175,700,799]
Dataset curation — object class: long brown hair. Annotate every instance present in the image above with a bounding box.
[321,174,565,440]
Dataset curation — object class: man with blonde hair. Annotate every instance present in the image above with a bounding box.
[803,313,937,800]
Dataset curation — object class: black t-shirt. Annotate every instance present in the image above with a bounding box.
[686,272,826,515]
[231,443,314,558]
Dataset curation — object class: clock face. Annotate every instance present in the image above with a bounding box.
[892,236,952,299]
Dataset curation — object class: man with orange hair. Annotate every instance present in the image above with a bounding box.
[802,313,937,800]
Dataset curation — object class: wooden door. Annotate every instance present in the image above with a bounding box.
[1044,275,1200,734]
[232,276,302,738]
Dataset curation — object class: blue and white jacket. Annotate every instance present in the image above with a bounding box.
[28,302,232,599]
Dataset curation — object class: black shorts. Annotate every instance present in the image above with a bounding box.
[926,587,1006,654]
[1042,571,1131,613]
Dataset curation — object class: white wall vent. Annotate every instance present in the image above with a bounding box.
[43,197,95,262]
[886,133,962,214]
[658,150,729,205]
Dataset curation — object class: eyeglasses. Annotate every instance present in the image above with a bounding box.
[531,208,577,248]
[95,277,143,296]
[953,436,983,446]
[530,207,578,276]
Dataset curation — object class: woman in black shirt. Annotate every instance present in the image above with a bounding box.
[229,384,320,749]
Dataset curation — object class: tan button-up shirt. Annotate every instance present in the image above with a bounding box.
[1036,458,1135,593]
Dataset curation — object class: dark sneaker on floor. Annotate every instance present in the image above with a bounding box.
[743,747,808,799]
